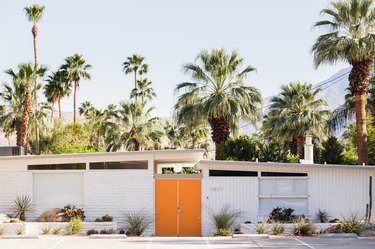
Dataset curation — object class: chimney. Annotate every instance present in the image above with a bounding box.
[301,135,314,164]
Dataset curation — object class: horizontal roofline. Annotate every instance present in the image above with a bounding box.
[0,149,205,161]
[198,160,375,170]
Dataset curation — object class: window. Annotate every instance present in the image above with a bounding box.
[259,177,308,215]
[261,171,307,177]
[209,170,258,177]
[89,160,148,170]
[28,163,86,170]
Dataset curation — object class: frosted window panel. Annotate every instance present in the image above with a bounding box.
[33,173,84,207]
[259,179,274,195]
[275,179,293,195]
[259,198,308,215]
[293,179,308,195]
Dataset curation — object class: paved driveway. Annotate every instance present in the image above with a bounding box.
[1,236,375,249]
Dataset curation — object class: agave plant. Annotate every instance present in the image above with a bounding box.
[12,195,35,221]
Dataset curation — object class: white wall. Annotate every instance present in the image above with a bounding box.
[199,161,375,236]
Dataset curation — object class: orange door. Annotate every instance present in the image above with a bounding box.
[179,180,201,236]
[155,180,178,236]
[155,179,201,236]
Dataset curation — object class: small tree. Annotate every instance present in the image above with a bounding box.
[321,136,344,164]
[216,135,258,161]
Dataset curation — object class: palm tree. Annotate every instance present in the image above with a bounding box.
[5,63,46,152]
[106,101,164,151]
[174,48,262,156]
[263,82,330,155]
[24,3,45,155]
[61,54,92,123]
[312,0,375,164]
[44,70,70,120]
[130,78,156,104]
[122,54,148,89]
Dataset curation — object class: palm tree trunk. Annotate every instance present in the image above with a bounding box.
[208,116,230,159]
[349,59,372,165]
[355,94,369,165]
[32,23,40,154]
[58,98,62,120]
[21,89,32,154]
[51,103,54,120]
[74,81,77,123]
[192,139,196,149]
[134,139,140,151]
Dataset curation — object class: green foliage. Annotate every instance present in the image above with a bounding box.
[39,122,100,154]
[124,210,152,236]
[271,222,285,235]
[15,227,25,235]
[341,212,363,235]
[0,226,5,236]
[66,217,82,235]
[95,214,113,222]
[321,136,344,164]
[213,228,231,236]
[12,196,35,221]
[315,209,330,223]
[40,224,53,235]
[255,223,268,234]
[268,207,295,223]
[286,155,300,163]
[216,135,258,161]
[209,205,241,233]
[341,150,358,165]
[293,218,314,236]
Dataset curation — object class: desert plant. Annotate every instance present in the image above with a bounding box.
[0,226,5,236]
[101,214,113,222]
[52,227,61,235]
[12,196,35,221]
[271,222,285,235]
[15,226,25,235]
[124,210,152,236]
[341,212,364,235]
[87,229,100,235]
[40,224,53,235]
[315,209,330,223]
[100,229,114,234]
[255,223,268,234]
[209,205,241,234]
[268,207,295,223]
[66,217,82,235]
[9,218,23,223]
[213,228,231,236]
[294,218,315,236]
[95,217,103,222]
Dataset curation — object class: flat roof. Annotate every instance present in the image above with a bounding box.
[198,160,375,171]
[0,149,205,162]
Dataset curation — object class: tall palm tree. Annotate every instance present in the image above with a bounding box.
[5,63,46,152]
[174,48,262,156]
[24,4,45,155]
[44,70,70,120]
[263,82,330,155]
[122,54,148,89]
[61,54,92,123]
[130,78,156,104]
[312,0,375,164]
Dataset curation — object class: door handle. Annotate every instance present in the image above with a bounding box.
[178,207,182,214]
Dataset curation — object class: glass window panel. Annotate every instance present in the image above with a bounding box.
[260,179,275,195]
[293,179,308,195]
[275,179,293,195]
[259,198,308,215]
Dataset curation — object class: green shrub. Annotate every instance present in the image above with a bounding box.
[286,155,300,163]
[15,227,25,235]
[101,214,113,222]
[10,218,23,223]
[214,228,231,236]
[268,207,295,223]
[40,224,53,235]
[271,222,284,235]
[100,229,114,234]
[52,227,61,235]
[87,229,99,235]
[124,210,152,236]
[66,217,82,235]
[255,223,268,234]
[294,218,314,236]
[209,205,241,235]
[341,213,363,235]
[12,196,35,221]
[315,209,330,223]
[216,135,258,161]
[95,217,103,222]
[341,150,357,165]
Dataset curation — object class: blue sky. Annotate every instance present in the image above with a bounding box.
[0,0,346,118]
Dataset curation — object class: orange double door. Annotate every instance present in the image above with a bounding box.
[155,179,201,236]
